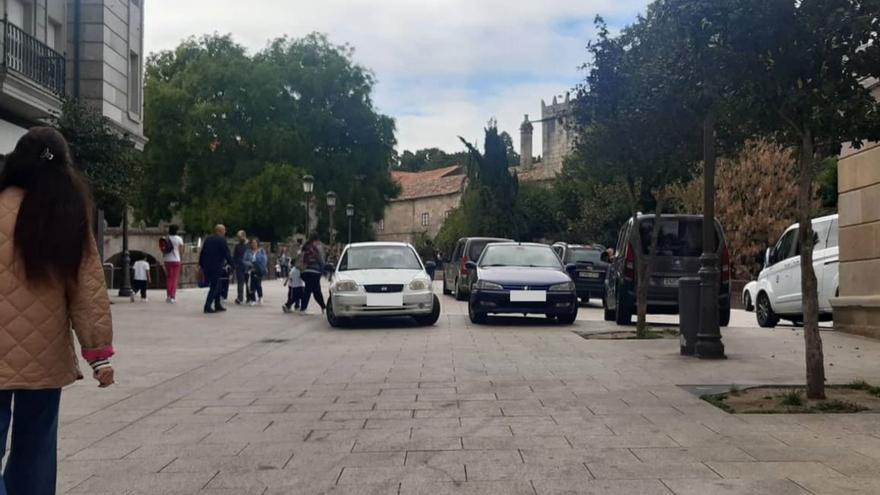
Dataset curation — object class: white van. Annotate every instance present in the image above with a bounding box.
[754,214,839,328]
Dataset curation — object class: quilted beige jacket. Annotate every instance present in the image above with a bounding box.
[0,187,114,389]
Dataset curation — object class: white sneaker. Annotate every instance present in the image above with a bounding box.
[258,298,263,306]
[248,301,256,307]
[130,293,135,303]
[166,297,172,303]
[170,298,177,304]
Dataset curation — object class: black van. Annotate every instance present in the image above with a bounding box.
[443,237,512,300]
[603,214,731,326]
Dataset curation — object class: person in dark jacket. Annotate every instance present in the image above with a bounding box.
[199,224,233,314]
[232,230,248,304]
[299,232,326,313]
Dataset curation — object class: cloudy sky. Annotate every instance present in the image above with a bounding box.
[144,1,649,154]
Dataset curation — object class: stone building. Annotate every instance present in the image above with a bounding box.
[375,165,466,243]
[514,93,576,183]
[833,78,880,338]
[0,0,145,152]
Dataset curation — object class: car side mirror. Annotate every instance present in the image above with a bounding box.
[425,261,436,270]
[465,261,477,271]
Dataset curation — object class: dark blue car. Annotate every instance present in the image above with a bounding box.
[466,242,579,325]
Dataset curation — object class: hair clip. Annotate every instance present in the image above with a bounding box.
[40,148,54,161]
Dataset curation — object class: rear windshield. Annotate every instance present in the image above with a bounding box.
[567,248,603,264]
[638,218,720,257]
[467,239,509,261]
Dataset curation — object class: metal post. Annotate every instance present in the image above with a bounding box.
[117,209,132,297]
[347,216,352,245]
[329,207,335,245]
[305,193,311,236]
[695,113,725,359]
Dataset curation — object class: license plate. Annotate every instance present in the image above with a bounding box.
[662,277,679,288]
[366,293,404,307]
[579,271,600,279]
[510,290,547,302]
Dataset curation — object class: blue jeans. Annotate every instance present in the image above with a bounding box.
[0,389,61,495]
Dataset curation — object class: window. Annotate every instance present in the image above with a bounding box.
[773,229,798,265]
[339,245,421,271]
[813,220,832,251]
[421,212,429,226]
[480,245,562,269]
[47,19,62,53]
[827,219,839,248]
[378,219,384,231]
[129,52,142,116]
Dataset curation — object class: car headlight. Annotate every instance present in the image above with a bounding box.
[334,280,359,292]
[475,280,503,290]
[409,278,430,291]
[549,282,575,292]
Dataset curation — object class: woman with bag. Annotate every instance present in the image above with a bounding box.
[299,232,327,313]
[0,127,115,494]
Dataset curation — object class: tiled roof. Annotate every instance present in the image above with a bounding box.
[391,165,466,201]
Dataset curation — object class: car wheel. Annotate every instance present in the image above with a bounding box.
[756,293,779,328]
[603,296,615,322]
[326,300,349,328]
[558,310,578,325]
[615,286,633,326]
[454,277,467,301]
[415,295,441,326]
[468,301,487,324]
[743,293,753,312]
[720,304,731,328]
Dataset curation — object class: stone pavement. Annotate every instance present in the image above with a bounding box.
[56,280,880,494]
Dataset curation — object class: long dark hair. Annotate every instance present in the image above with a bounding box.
[0,127,93,285]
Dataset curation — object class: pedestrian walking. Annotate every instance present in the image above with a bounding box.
[131,255,151,302]
[244,238,268,306]
[279,247,291,278]
[282,254,305,313]
[232,230,248,305]
[0,127,115,495]
[300,232,327,313]
[199,224,233,314]
[161,224,184,303]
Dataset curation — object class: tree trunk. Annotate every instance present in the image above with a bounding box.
[625,183,645,336]
[798,129,825,400]
[637,194,666,339]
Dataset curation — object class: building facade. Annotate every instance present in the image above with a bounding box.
[0,0,145,154]
[832,79,880,338]
[376,165,466,243]
[514,93,576,183]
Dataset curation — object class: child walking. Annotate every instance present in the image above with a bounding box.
[282,257,304,313]
[131,256,151,302]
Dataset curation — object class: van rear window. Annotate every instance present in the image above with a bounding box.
[639,218,720,257]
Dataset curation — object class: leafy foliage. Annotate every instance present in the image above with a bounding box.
[51,99,142,223]
[397,148,470,172]
[138,33,398,240]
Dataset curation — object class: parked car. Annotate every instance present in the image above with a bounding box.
[326,242,440,327]
[467,242,579,324]
[742,280,758,312]
[443,236,513,300]
[754,214,839,328]
[603,214,731,326]
[552,242,609,304]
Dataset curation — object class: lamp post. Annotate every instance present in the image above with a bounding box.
[303,174,314,236]
[117,207,132,298]
[346,203,354,246]
[695,114,725,359]
[326,191,337,245]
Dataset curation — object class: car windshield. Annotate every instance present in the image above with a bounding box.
[567,248,602,264]
[339,246,422,271]
[480,245,562,268]
[638,218,720,257]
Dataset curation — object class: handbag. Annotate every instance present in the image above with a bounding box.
[197,268,209,288]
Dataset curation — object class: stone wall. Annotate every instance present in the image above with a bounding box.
[540,95,575,176]
[376,192,462,243]
[833,82,880,337]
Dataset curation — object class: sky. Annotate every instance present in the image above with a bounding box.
[144,0,649,155]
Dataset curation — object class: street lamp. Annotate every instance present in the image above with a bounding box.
[117,207,132,298]
[326,191,337,245]
[346,203,354,246]
[303,174,314,236]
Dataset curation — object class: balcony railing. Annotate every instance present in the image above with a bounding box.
[1,19,65,95]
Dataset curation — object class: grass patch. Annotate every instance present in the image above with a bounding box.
[701,393,734,413]
[779,389,804,407]
[847,380,880,397]
[812,400,867,413]
[702,384,880,414]
[729,385,741,397]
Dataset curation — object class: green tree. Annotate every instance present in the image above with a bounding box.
[51,98,142,225]
[397,148,469,172]
[139,33,398,240]
[744,0,880,399]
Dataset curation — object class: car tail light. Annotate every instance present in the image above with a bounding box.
[624,243,635,280]
[460,255,469,275]
[721,245,730,283]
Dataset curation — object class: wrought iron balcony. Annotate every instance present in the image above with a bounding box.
[1,19,65,95]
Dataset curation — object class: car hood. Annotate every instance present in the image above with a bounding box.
[335,269,426,285]
[477,267,571,286]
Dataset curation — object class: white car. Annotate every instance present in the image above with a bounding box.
[327,242,440,327]
[742,280,758,312]
[754,214,839,327]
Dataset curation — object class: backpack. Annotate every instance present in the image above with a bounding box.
[160,236,175,255]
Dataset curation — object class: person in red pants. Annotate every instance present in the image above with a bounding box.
[163,224,184,303]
